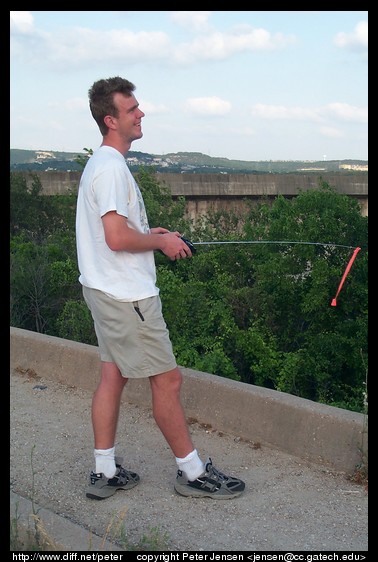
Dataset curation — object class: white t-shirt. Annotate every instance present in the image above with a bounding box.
[76,145,159,301]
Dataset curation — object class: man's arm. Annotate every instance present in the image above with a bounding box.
[101,211,192,260]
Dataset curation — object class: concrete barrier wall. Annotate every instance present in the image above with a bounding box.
[17,170,368,216]
[18,170,368,196]
[10,326,367,474]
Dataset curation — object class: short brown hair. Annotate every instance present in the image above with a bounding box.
[88,76,136,136]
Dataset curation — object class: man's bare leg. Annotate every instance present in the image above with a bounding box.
[92,361,128,449]
[149,367,195,458]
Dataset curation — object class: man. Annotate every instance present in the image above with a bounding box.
[75,76,245,500]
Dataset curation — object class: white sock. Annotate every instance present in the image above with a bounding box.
[175,449,205,481]
[94,447,117,478]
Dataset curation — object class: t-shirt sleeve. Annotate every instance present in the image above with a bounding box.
[94,165,131,218]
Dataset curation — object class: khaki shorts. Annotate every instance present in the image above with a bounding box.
[82,287,177,378]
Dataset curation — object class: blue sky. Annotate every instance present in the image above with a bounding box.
[10,11,368,161]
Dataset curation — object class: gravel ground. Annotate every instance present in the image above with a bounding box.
[10,368,368,552]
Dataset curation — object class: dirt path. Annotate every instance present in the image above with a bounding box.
[10,369,368,552]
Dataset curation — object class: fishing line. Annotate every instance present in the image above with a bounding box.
[181,238,362,306]
[192,240,356,249]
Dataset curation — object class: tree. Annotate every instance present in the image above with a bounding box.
[238,181,368,408]
[10,167,368,412]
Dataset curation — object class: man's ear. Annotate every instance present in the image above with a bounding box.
[103,114,117,130]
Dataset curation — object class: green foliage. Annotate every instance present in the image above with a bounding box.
[10,172,77,242]
[74,147,93,169]
[134,166,191,234]
[56,300,97,345]
[236,180,368,407]
[10,169,368,412]
[10,237,81,334]
[10,173,45,241]
[157,258,242,381]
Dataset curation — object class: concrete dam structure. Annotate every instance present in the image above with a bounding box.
[18,170,368,217]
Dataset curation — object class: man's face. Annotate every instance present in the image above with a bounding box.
[112,92,145,143]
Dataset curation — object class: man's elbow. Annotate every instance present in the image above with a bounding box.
[105,235,123,252]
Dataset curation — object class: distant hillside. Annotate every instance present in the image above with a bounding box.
[10,148,368,174]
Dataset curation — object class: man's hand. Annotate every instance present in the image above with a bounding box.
[157,231,193,260]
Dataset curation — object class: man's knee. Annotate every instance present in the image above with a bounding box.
[150,367,183,393]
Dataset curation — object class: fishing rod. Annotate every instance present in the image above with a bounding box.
[179,237,362,307]
[187,239,356,249]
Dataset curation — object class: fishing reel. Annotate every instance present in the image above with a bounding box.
[180,236,196,254]
[157,236,196,256]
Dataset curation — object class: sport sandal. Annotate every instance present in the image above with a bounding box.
[86,464,140,500]
[174,457,245,499]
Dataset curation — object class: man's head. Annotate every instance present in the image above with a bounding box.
[89,76,136,136]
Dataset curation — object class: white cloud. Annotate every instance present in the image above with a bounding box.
[184,96,232,116]
[46,28,172,65]
[48,97,88,111]
[174,26,296,64]
[10,18,173,68]
[10,13,296,69]
[251,104,322,122]
[251,102,368,124]
[10,11,34,33]
[334,20,368,51]
[170,11,212,32]
[319,126,344,139]
[326,102,368,123]
[138,100,169,114]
